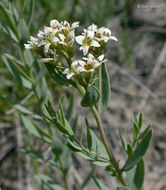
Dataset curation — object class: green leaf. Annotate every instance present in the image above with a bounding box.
[2,55,32,89]
[118,130,127,151]
[67,139,82,152]
[93,161,110,167]
[134,159,145,189]
[46,64,72,86]
[90,127,109,160]
[127,144,133,157]
[138,113,143,129]
[0,20,18,43]
[117,186,131,190]
[21,114,51,143]
[21,148,45,163]
[72,115,78,134]
[81,85,100,107]
[93,178,110,190]
[0,2,18,38]
[133,122,139,136]
[123,130,152,171]
[59,101,74,136]
[138,125,151,140]
[27,0,35,27]
[85,118,92,151]
[65,95,74,121]
[126,159,145,190]
[18,19,29,48]
[2,54,30,80]
[101,63,111,112]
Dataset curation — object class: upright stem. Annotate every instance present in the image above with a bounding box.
[91,107,127,186]
[76,80,127,186]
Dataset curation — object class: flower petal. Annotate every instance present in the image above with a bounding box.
[24,44,31,49]
[44,43,50,53]
[52,36,59,43]
[82,46,89,55]
[71,60,78,66]
[63,68,69,74]
[67,30,75,39]
[91,40,100,47]
[76,36,84,45]
[97,54,104,61]
[111,36,118,41]
[72,22,79,28]
[87,30,94,38]
[67,73,74,79]
[59,33,65,41]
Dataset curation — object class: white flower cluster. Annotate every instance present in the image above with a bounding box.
[24,20,79,55]
[25,20,118,85]
[63,53,107,79]
[76,23,118,55]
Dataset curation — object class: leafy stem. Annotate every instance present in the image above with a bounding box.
[75,81,127,186]
[90,106,127,186]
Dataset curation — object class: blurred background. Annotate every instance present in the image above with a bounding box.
[0,0,166,189]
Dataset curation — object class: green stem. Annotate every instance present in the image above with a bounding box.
[59,157,69,190]
[75,81,127,186]
[91,107,127,186]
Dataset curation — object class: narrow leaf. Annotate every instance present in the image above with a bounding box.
[0,2,18,38]
[101,63,111,112]
[85,118,92,151]
[65,94,74,121]
[123,130,152,171]
[21,114,51,143]
[138,113,143,129]
[27,0,35,27]
[118,130,127,151]
[134,159,145,189]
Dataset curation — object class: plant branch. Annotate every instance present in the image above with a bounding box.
[90,106,127,186]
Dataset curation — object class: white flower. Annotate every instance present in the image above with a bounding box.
[37,27,60,53]
[24,36,38,49]
[58,30,75,46]
[61,20,79,31]
[77,53,107,72]
[63,61,80,79]
[50,19,61,29]
[96,27,118,43]
[87,23,98,33]
[76,30,100,55]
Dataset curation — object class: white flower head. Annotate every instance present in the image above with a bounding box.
[77,53,106,73]
[24,36,39,49]
[37,27,60,54]
[63,61,80,79]
[58,30,75,46]
[96,27,118,43]
[76,30,100,55]
[87,23,98,33]
[50,19,61,29]
[61,20,79,31]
